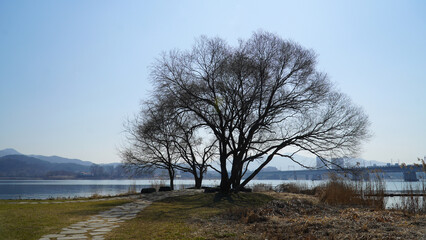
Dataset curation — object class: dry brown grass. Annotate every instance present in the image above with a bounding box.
[393,180,426,214]
[392,158,426,213]
[263,191,319,204]
[216,192,425,240]
[275,182,312,194]
[316,178,386,209]
[252,183,274,192]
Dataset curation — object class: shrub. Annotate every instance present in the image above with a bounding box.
[252,183,273,192]
[159,186,172,192]
[141,188,156,194]
[275,182,315,195]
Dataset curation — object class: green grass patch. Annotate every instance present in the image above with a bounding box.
[0,199,131,240]
[106,192,273,240]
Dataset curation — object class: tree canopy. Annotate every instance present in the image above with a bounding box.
[124,31,370,192]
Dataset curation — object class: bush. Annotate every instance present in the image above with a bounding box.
[275,183,315,195]
[159,186,172,192]
[252,183,273,192]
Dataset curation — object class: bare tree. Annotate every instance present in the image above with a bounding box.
[122,97,215,189]
[151,31,370,192]
[171,112,216,188]
[122,101,180,189]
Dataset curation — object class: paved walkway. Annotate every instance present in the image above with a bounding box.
[39,189,203,240]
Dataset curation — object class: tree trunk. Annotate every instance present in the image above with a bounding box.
[220,173,231,193]
[168,168,175,190]
[230,156,243,192]
[169,177,174,190]
[232,174,243,191]
[219,144,231,193]
[194,175,203,189]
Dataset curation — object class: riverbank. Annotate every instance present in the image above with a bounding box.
[105,191,425,240]
[1,190,425,239]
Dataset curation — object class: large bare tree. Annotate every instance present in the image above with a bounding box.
[151,31,370,192]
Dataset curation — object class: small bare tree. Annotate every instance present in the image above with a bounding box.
[171,112,216,188]
[122,102,180,189]
[122,97,215,189]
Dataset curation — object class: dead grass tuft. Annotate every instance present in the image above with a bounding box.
[316,175,386,209]
[252,183,274,192]
[275,182,316,195]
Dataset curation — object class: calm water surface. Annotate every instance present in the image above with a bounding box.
[0,179,218,199]
[0,179,423,200]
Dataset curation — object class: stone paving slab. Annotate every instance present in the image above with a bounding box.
[39,189,203,240]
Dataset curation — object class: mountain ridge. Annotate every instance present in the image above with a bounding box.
[0,154,90,178]
[0,148,389,177]
[0,148,22,157]
[30,155,93,166]
[0,148,95,166]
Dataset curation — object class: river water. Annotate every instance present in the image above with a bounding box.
[0,179,423,201]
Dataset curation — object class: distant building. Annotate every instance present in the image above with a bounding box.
[316,156,326,169]
[316,157,348,169]
[262,166,279,172]
[331,158,345,169]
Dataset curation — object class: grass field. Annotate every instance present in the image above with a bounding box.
[105,192,273,240]
[0,199,131,240]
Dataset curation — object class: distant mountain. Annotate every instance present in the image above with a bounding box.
[0,148,23,157]
[0,155,90,178]
[0,148,94,166]
[0,149,133,179]
[30,155,93,166]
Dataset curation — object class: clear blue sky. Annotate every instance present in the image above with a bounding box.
[1,0,425,164]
